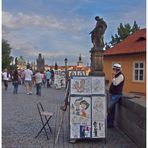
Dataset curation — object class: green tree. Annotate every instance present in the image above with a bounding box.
[2,39,12,69]
[105,21,140,49]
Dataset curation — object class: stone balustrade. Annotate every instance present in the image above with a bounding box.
[115,94,146,148]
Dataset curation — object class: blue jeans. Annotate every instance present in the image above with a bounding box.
[107,94,122,126]
[13,81,18,94]
[36,83,42,96]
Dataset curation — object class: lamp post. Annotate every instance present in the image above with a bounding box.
[64,58,68,88]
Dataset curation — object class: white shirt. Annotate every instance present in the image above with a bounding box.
[112,74,124,86]
[2,72,10,80]
[23,69,33,81]
[35,72,42,84]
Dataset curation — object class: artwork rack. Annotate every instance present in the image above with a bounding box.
[69,76,107,143]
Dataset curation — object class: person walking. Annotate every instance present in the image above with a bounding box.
[50,69,54,85]
[23,65,33,95]
[2,68,10,90]
[42,71,46,87]
[12,69,19,94]
[46,69,51,88]
[35,70,42,96]
[107,63,125,128]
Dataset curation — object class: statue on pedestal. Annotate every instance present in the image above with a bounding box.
[36,53,44,72]
[89,16,107,76]
[89,16,107,50]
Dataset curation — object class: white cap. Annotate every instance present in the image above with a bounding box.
[112,63,121,70]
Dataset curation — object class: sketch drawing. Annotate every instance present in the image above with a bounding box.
[80,125,91,138]
[92,96,106,120]
[70,123,80,138]
[71,77,91,95]
[93,121,98,137]
[92,120,105,138]
[70,96,91,124]
[92,77,105,94]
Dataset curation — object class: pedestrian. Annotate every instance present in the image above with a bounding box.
[46,69,51,88]
[2,68,10,90]
[42,71,46,87]
[35,70,42,96]
[12,69,19,94]
[32,71,36,86]
[50,69,54,85]
[23,65,33,95]
[21,70,25,85]
[107,63,125,128]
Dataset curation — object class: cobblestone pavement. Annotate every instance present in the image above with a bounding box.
[2,82,138,148]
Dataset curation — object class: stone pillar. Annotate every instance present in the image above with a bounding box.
[89,48,104,76]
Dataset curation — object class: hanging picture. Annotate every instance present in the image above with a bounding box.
[92,96,106,138]
[71,77,92,95]
[92,120,105,138]
[92,77,105,94]
[70,96,91,138]
[70,123,80,138]
[54,70,66,89]
[80,124,91,138]
[92,96,106,120]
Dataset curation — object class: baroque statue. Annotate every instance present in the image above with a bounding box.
[89,16,107,50]
[36,53,45,72]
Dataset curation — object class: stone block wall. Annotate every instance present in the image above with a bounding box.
[116,95,146,148]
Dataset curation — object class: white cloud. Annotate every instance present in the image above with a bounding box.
[2,11,89,34]
[2,11,65,31]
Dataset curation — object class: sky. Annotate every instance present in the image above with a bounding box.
[2,0,146,66]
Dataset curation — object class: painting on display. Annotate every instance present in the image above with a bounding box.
[92,96,106,120]
[92,77,105,94]
[92,120,105,138]
[71,77,92,95]
[70,96,91,138]
[54,71,66,89]
[92,96,106,138]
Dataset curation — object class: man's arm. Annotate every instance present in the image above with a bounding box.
[112,74,124,86]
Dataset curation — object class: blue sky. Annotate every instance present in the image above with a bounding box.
[2,0,146,66]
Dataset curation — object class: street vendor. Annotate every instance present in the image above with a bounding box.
[107,63,125,128]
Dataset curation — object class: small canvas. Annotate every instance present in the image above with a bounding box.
[71,77,92,95]
[70,96,91,138]
[92,120,105,138]
[70,123,80,138]
[92,77,105,94]
[92,96,106,138]
[92,96,106,120]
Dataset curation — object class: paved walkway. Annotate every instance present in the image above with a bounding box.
[2,83,138,148]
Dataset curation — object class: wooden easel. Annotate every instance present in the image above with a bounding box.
[55,81,70,144]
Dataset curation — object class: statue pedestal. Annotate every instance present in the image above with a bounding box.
[89,48,105,76]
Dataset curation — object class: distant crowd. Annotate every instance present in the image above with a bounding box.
[2,65,55,96]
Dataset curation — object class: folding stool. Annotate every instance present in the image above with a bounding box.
[35,102,54,139]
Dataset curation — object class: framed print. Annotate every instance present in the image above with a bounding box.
[92,120,105,138]
[92,96,106,120]
[92,77,105,94]
[92,96,106,138]
[71,77,92,95]
[70,96,91,138]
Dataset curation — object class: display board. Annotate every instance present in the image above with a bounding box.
[70,76,106,140]
[54,70,66,89]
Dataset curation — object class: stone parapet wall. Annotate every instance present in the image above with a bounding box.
[116,94,146,148]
